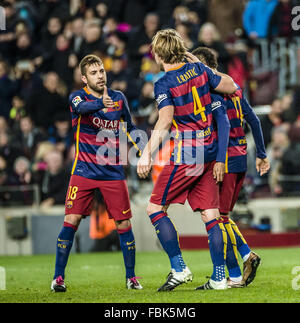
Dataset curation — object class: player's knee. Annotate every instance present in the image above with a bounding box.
[146,203,164,216]
[64,214,82,227]
[115,219,131,231]
[200,208,220,223]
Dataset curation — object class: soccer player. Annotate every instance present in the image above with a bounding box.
[137,29,237,291]
[51,55,144,292]
[191,47,270,288]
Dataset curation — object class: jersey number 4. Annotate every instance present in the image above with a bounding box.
[192,86,207,122]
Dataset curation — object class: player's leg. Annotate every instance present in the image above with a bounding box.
[98,180,142,289]
[51,214,82,292]
[147,202,193,291]
[51,175,95,292]
[220,172,260,286]
[149,163,196,291]
[186,162,227,290]
[195,209,228,290]
[219,173,243,286]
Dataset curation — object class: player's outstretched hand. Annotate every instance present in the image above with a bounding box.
[137,151,152,179]
[103,85,115,109]
[256,157,270,176]
[213,162,225,183]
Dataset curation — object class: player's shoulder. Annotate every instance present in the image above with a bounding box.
[69,88,85,104]
[69,88,86,99]
[154,74,169,92]
[108,88,126,100]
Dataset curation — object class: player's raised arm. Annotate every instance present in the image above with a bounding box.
[205,65,237,95]
[186,52,237,95]
[69,92,103,115]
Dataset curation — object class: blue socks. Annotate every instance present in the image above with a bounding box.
[149,211,186,272]
[205,218,227,282]
[221,216,242,280]
[54,222,77,279]
[118,225,136,279]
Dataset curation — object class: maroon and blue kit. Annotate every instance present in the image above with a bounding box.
[211,85,267,213]
[65,87,143,219]
[150,62,230,211]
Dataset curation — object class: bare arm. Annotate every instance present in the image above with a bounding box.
[137,106,174,178]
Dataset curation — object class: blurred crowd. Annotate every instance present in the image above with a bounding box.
[1,0,300,207]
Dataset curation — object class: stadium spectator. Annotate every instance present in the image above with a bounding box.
[260,97,284,148]
[13,32,43,68]
[11,115,46,160]
[207,0,245,42]
[194,22,230,73]
[0,155,10,205]
[9,95,26,128]
[0,117,9,135]
[0,132,22,172]
[175,22,195,50]
[6,156,33,205]
[48,113,73,157]
[70,16,84,55]
[40,16,63,59]
[106,31,128,61]
[37,150,69,207]
[106,57,129,94]
[268,0,293,37]
[77,19,106,60]
[0,60,18,119]
[243,0,278,39]
[128,12,160,76]
[0,1,18,61]
[50,33,78,88]
[25,71,67,131]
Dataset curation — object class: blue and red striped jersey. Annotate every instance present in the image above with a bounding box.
[154,62,228,164]
[211,85,266,173]
[69,87,144,180]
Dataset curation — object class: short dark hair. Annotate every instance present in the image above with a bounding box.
[191,47,218,69]
[79,54,103,76]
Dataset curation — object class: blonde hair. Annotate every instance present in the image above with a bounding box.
[151,29,187,64]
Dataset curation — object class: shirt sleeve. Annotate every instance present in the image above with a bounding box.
[196,62,222,90]
[154,80,174,110]
[242,95,267,159]
[211,93,230,163]
[69,92,103,115]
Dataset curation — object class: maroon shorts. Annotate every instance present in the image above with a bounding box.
[219,172,246,214]
[65,175,132,221]
[150,161,219,211]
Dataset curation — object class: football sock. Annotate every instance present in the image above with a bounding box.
[221,216,242,280]
[149,211,186,272]
[205,218,227,282]
[228,218,251,261]
[117,225,136,279]
[54,222,77,280]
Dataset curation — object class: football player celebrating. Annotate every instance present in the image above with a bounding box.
[191,47,270,288]
[51,55,144,292]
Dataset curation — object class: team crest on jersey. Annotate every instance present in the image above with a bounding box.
[156,94,167,105]
[66,200,73,209]
[72,96,83,107]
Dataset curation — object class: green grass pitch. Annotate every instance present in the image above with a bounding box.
[0,247,299,303]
